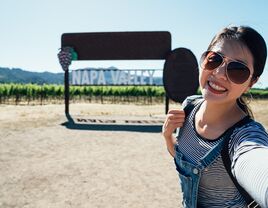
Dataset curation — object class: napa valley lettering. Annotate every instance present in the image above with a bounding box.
[72,69,161,85]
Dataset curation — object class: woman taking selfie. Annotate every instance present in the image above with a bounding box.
[162,25,268,207]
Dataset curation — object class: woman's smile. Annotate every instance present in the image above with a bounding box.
[207,80,228,94]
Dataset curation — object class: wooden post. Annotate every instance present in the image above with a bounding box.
[64,69,69,114]
[165,95,169,114]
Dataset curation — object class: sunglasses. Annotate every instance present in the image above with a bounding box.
[200,51,253,84]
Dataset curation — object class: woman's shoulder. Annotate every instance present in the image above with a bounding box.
[182,95,203,108]
[229,120,268,175]
[232,120,267,135]
[230,120,268,147]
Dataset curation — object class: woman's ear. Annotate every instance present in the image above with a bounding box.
[250,76,259,87]
[244,77,259,93]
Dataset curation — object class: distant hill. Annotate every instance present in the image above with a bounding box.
[0,67,64,84]
[0,67,163,85]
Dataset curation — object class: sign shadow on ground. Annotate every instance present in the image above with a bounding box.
[61,113,163,132]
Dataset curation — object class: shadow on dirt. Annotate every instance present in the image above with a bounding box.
[61,113,163,133]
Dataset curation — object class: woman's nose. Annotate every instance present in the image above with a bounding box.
[212,63,228,81]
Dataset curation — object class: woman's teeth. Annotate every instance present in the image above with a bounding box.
[208,81,227,92]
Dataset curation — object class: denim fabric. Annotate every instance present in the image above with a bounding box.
[174,138,225,208]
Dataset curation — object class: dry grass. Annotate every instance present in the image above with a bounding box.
[250,99,268,128]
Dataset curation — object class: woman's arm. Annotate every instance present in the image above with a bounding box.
[231,123,268,207]
[233,147,268,207]
[163,134,177,157]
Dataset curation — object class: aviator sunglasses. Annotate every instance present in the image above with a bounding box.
[200,51,253,84]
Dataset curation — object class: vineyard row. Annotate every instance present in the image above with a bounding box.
[0,84,267,105]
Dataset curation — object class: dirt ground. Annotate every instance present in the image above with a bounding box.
[0,103,182,208]
[0,100,267,208]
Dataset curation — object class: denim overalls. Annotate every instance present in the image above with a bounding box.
[174,137,225,208]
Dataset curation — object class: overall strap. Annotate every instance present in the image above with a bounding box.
[221,116,261,208]
[183,97,203,118]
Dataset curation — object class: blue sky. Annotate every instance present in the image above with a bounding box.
[1,0,268,88]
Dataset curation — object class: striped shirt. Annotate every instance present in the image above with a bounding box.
[176,96,268,207]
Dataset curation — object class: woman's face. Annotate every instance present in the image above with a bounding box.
[199,39,255,104]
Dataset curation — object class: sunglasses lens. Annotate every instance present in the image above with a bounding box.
[227,62,251,84]
[201,51,223,70]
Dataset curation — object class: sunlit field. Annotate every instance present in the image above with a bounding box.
[249,99,268,128]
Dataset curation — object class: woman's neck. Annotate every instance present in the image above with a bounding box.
[195,100,247,137]
[201,101,241,122]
